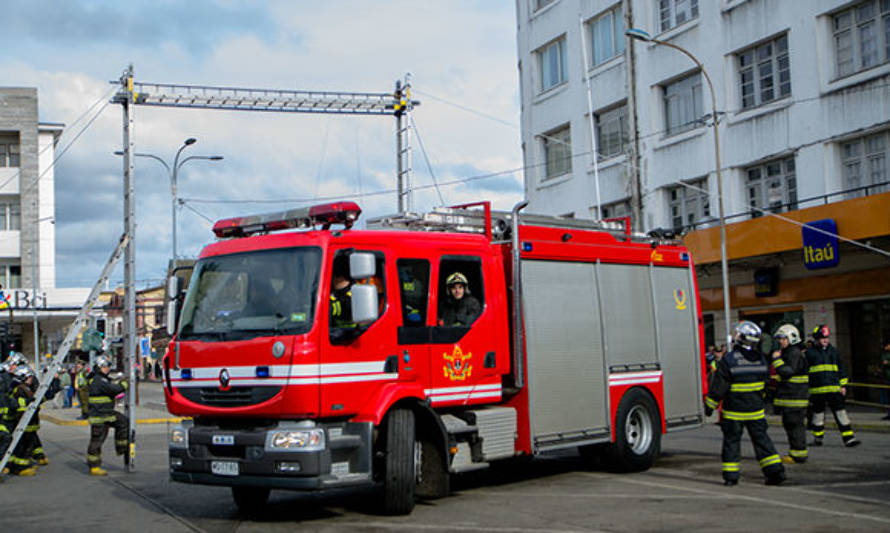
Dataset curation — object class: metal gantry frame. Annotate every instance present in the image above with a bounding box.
[109,64,418,471]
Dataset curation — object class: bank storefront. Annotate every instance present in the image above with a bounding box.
[2,287,92,367]
[684,192,890,403]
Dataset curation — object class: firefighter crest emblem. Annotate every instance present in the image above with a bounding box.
[443,346,473,381]
[673,288,687,310]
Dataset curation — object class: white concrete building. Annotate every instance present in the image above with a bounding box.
[0,88,90,364]
[516,0,890,392]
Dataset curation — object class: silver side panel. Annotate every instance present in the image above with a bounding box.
[473,407,518,461]
[598,263,657,369]
[521,260,608,448]
[650,266,701,424]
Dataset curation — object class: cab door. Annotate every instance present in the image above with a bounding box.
[395,258,432,386]
[426,254,504,407]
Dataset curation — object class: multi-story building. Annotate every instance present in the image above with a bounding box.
[0,87,90,365]
[516,0,890,395]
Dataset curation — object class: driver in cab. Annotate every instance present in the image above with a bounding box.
[437,272,481,327]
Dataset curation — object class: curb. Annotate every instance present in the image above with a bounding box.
[41,414,187,427]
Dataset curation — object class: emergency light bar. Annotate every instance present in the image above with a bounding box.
[212,201,362,238]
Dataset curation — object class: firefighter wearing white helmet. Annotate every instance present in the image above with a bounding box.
[771,324,809,463]
[438,272,481,327]
[86,355,129,476]
[705,321,785,486]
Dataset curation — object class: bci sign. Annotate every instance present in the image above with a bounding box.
[1,289,49,310]
[801,218,839,270]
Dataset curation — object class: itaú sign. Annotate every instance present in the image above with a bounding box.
[801,218,839,270]
[0,289,48,310]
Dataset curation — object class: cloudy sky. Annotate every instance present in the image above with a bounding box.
[0,0,522,289]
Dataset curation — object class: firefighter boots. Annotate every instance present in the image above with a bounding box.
[14,466,38,476]
[765,471,786,485]
[89,466,108,476]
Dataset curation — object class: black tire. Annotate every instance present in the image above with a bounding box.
[605,388,661,472]
[231,486,270,515]
[383,408,416,515]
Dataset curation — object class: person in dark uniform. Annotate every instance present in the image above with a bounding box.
[0,354,23,474]
[25,363,60,466]
[86,355,128,476]
[330,260,355,329]
[805,324,859,447]
[705,321,785,486]
[437,272,481,327]
[6,365,38,476]
[770,324,809,464]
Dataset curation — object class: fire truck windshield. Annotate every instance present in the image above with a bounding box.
[177,247,322,341]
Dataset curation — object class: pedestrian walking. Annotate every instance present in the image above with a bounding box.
[805,324,860,447]
[86,355,129,476]
[771,324,809,464]
[705,321,785,486]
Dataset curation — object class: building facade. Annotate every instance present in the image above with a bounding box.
[516,0,890,397]
[0,87,90,365]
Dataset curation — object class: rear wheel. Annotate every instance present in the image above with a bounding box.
[231,486,270,515]
[383,408,416,515]
[606,388,661,472]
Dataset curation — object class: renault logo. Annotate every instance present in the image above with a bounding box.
[219,368,231,390]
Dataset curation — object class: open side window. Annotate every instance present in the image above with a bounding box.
[329,249,385,344]
[436,255,484,328]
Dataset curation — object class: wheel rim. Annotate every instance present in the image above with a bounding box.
[625,405,653,455]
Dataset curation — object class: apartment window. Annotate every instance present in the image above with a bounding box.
[842,131,889,196]
[589,5,625,66]
[0,137,20,168]
[668,179,709,230]
[539,38,567,92]
[738,34,791,109]
[601,199,631,219]
[659,0,699,32]
[746,157,797,216]
[833,0,890,78]
[663,73,702,136]
[535,0,556,10]
[596,105,629,159]
[0,264,21,289]
[543,125,572,179]
[0,199,21,231]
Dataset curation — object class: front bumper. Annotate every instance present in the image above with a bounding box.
[168,420,373,490]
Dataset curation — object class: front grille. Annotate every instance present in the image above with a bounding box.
[178,386,281,407]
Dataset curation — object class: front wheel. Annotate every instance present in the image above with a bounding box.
[606,388,661,472]
[382,408,416,515]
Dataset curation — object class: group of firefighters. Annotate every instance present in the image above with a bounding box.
[705,321,860,486]
[0,353,129,477]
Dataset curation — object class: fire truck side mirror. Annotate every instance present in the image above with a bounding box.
[351,284,379,324]
[167,276,180,336]
[349,253,376,279]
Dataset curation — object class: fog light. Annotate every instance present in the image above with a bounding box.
[277,461,301,473]
[170,457,183,468]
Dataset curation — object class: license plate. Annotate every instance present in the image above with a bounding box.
[211,461,239,476]
[212,435,235,445]
[331,461,350,476]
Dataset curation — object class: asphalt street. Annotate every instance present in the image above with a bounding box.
[3,383,889,532]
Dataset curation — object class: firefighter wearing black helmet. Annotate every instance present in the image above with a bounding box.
[86,355,129,475]
[770,324,809,463]
[805,325,859,447]
[438,272,481,327]
[705,321,785,486]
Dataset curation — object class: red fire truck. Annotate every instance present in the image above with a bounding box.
[163,200,706,514]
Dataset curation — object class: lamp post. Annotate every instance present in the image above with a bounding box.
[626,28,733,347]
[32,215,54,375]
[115,139,223,269]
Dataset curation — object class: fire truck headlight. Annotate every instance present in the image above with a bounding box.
[268,429,325,451]
[169,427,188,448]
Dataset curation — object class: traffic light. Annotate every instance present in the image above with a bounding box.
[96,318,106,337]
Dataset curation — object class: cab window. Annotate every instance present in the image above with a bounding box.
[397,259,430,326]
[329,249,385,343]
[437,256,484,327]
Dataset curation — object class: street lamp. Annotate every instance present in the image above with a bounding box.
[626,28,733,347]
[114,138,223,268]
[32,215,54,375]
